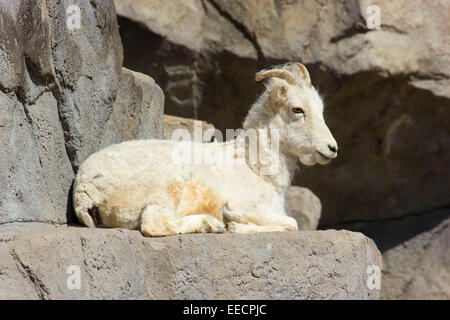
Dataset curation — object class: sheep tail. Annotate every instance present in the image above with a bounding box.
[73,185,97,228]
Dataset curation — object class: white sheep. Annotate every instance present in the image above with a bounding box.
[73,62,338,236]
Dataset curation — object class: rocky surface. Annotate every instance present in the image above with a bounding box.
[0,0,163,225]
[102,68,164,147]
[285,187,322,231]
[342,208,450,299]
[0,222,381,299]
[115,0,450,299]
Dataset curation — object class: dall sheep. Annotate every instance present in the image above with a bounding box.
[73,62,338,236]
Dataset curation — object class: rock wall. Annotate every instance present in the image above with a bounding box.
[341,209,449,299]
[0,0,163,225]
[0,222,381,300]
[115,0,450,299]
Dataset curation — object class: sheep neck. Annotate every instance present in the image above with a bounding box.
[234,126,298,194]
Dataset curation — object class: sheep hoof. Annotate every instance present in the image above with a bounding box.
[200,216,226,233]
[216,226,226,233]
[226,222,237,233]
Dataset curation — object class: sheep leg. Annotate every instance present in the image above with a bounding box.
[140,190,226,236]
[176,215,226,234]
[140,202,178,237]
[141,210,225,236]
[223,205,298,231]
[139,190,180,236]
[226,221,293,234]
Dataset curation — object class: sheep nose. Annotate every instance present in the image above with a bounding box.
[328,145,337,153]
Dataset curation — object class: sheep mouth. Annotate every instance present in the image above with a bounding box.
[316,151,333,162]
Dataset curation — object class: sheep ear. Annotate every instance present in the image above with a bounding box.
[270,82,288,105]
[295,63,311,88]
[279,84,287,96]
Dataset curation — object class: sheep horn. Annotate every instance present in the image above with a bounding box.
[255,69,298,85]
[295,63,311,88]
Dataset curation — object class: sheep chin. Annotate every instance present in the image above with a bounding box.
[298,153,317,166]
[315,151,333,165]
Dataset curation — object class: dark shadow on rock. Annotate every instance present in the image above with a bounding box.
[329,207,450,253]
[65,180,76,223]
[66,221,87,228]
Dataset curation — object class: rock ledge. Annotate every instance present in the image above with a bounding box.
[0,223,381,299]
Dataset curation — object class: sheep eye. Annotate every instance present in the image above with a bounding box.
[292,107,304,114]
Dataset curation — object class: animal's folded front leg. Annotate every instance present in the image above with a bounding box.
[176,215,226,234]
[222,203,298,233]
[140,198,226,236]
[226,221,295,234]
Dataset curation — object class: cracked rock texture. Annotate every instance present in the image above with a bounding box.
[115,0,450,299]
[0,0,163,225]
[0,223,381,299]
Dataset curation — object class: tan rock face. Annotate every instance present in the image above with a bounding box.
[0,223,382,299]
[114,0,257,57]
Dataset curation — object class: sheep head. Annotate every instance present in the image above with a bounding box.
[254,63,338,166]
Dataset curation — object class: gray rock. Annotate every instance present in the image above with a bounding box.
[101,68,164,148]
[0,0,164,225]
[285,187,322,231]
[342,208,450,299]
[0,89,74,225]
[0,222,382,299]
[114,0,256,58]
